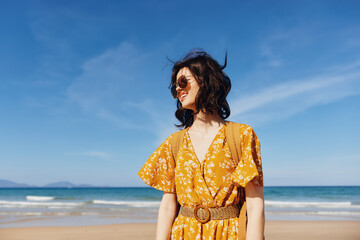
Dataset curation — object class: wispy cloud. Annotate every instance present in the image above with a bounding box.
[230,61,360,125]
[64,150,119,163]
[258,31,298,68]
[68,42,141,109]
[78,151,112,159]
[67,42,155,130]
[260,42,283,67]
[66,151,113,162]
[66,41,177,138]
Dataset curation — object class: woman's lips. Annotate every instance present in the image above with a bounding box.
[180,94,187,102]
[179,93,187,102]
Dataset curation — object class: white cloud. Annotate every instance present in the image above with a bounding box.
[78,151,112,159]
[67,42,154,130]
[65,151,114,162]
[66,42,177,137]
[68,42,141,110]
[260,42,283,67]
[229,61,360,125]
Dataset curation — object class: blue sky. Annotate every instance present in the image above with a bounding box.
[1,0,359,187]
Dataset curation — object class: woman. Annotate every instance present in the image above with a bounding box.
[138,49,265,240]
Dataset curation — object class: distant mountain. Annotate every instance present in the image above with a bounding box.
[0,179,37,188]
[0,179,109,188]
[42,181,77,188]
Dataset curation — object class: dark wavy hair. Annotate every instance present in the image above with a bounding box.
[168,49,231,128]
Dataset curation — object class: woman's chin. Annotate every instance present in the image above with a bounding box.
[181,102,196,111]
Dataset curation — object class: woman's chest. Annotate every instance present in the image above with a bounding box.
[175,138,236,183]
[174,139,239,205]
[187,130,221,164]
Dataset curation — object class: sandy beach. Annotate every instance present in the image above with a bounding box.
[0,220,359,240]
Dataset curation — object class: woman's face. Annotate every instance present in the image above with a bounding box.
[175,67,200,111]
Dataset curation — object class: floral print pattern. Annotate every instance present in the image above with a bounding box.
[138,123,263,239]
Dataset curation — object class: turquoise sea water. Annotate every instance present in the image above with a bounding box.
[0,186,359,228]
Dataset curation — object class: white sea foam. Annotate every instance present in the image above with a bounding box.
[0,211,89,216]
[93,200,160,207]
[265,200,359,208]
[26,196,55,201]
[0,200,84,208]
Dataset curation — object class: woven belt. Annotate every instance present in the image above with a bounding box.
[180,205,240,224]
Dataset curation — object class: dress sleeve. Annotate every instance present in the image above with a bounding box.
[137,134,176,193]
[232,125,264,187]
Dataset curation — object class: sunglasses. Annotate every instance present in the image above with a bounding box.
[170,75,190,98]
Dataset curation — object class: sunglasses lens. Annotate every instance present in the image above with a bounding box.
[170,76,189,99]
[170,84,177,98]
[178,76,188,88]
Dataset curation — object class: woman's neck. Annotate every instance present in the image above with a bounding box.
[191,110,226,130]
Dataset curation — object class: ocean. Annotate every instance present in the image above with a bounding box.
[0,186,359,228]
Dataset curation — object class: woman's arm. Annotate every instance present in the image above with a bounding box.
[245,180,265,240]
[156,192,178,240]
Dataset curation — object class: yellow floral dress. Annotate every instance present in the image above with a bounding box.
[138,123,263,239]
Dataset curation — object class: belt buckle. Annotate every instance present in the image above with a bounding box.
[194,205,210,223]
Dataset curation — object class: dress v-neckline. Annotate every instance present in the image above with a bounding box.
[186,124,225,165]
